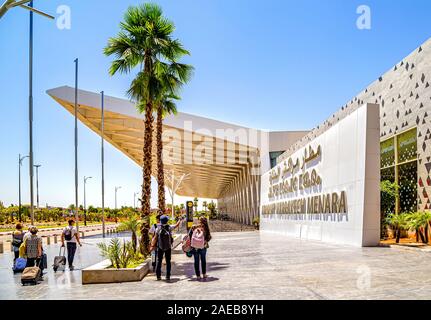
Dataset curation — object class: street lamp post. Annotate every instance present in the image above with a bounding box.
[1,1,54,224]
[101,91,105,237]
[18,154,29,222]
[83,176,92,227]
[115,186,121,210]
[34,164,41,209]
[165,169,190,220]
[74,58,79,232]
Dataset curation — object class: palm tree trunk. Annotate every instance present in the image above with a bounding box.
[139,221,150,256]
[156,106,166,213]
[141,104,154,218]
[419,227,427,243]
[132,232,137,253]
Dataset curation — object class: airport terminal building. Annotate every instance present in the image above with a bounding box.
[48,37,431,226]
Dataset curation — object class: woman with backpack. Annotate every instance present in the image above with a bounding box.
[190,217,212,280]
[12,223,24,262]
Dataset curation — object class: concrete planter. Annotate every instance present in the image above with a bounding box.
[82,235,183,285]
[82,258,151,285]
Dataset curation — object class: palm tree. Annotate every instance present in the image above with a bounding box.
[117,217,141,253]
[156,94,177,214]
[104,3,190,255]
[104,3,189,216]
[153,61,193,214]
[386,213,410,243]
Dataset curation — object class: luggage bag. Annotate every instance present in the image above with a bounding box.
[53,247,66,272]
[13,257,27,274]
[21,260,42,286]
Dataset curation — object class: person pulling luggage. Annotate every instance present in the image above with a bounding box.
[23,226,43,278]
[61,219,82,271]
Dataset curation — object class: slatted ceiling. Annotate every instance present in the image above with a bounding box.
[49,94,259,200]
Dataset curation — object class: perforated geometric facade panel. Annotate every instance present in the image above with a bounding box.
[278,38,431,212]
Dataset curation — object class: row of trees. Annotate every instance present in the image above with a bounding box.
[386,211,431,244]
[381,180,431,244]
[103,3,194,255]
[0,201,139,226]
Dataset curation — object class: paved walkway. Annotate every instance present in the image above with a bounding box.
[1,231,431,300]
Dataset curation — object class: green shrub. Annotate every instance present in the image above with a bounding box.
[97,238,141,269]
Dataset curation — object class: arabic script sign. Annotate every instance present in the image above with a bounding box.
[264,145,347,216]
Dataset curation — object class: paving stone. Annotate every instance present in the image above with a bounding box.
[1,231,431,300]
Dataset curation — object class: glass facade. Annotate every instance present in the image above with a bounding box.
[270,151,285,169]
[380,128,418,214]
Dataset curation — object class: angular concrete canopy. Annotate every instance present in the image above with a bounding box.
[47,86,306,201]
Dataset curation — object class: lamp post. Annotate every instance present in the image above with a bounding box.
[101,91,105,237]
[165,169,190,220]
[74,58,79,232]
[18,154,29,222]
[2,1,54,225]
[83,176,92,226]
[115,186,121,210]
[34,164,41,209]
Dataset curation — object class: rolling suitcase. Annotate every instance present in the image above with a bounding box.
[53,247,66,272]
[41,253,48,270]
[21,260,42,286]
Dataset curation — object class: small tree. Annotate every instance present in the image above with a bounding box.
[193,197,198,212]
[117,217,141,253]
[208,201,217,219]
[386,213,409,243]
[380,181,399,239]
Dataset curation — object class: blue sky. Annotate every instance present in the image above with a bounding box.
[1,0,431,209]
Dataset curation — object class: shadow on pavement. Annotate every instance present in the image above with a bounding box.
[170,261,229,280]
[187,276,219,282]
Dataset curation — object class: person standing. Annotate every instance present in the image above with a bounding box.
[61,219,82,271]
[149,214,162,272]
[151,215,183,281]
[12,223,24,262]
[190,217,212,280]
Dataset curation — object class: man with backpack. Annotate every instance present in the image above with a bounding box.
[150,215,183,281]
[61,219,82,271]
[149,214,162,272]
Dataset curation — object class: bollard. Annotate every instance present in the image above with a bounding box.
[47,236,51,245]
[0,241,3,254]
[54,235,58,244]
[81,232,85,238]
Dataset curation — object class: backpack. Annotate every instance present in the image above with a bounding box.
[63,227,73,241]
[12,233,24,247]
[191,229,205,249]
[157,226,173,251]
